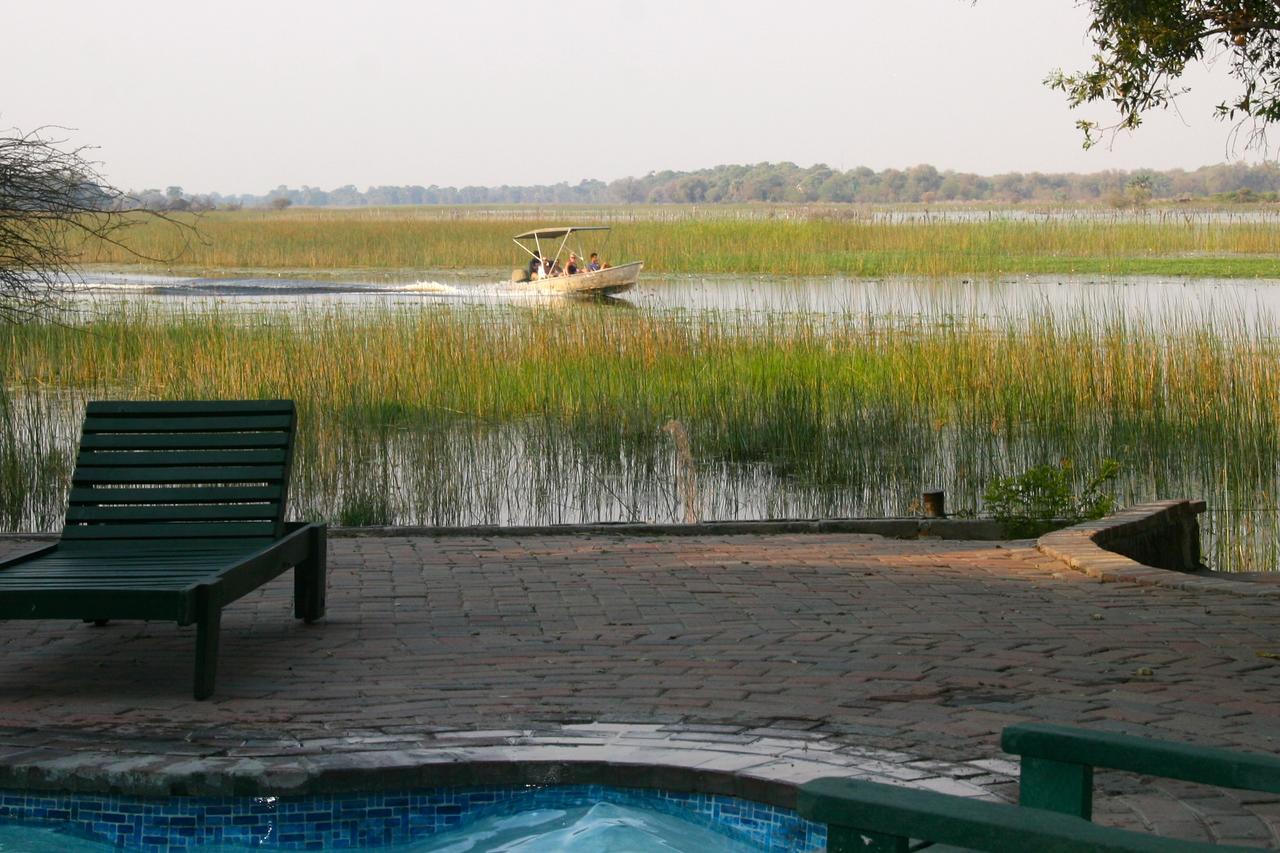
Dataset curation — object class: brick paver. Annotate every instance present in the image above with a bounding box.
[0,532,1278,845]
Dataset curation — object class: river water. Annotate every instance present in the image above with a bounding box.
[70,268,1280,330]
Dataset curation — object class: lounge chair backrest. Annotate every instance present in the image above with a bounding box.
[62,400,297,543]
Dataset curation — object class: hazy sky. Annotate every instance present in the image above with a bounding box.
[4,1,1263,194]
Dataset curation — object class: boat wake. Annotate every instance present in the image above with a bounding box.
[403,281,461,294]
[65,273,634,306]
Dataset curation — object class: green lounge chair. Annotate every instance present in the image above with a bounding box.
[0,400,326,699]
[801,723,1280,851]
[1003,722,1280,819]
[799,776,1248,852]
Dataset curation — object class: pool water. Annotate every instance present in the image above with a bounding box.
[0,785,825,852]
[397,802,766,851]
[0,804,760,852]
[0,823,97,852]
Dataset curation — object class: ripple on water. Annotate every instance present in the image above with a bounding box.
[414,802,767,852]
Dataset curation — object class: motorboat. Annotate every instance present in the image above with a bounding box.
[511,226,642,296]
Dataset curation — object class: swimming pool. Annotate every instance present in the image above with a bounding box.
[0,784,826,852]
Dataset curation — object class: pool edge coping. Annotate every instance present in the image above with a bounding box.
[0,723,1003,806]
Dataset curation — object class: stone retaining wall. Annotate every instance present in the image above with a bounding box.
[1038,500,1278,596]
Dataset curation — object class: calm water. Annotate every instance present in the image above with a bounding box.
[71,268,1280,329]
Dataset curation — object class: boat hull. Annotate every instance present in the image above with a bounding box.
[530,261,643,295]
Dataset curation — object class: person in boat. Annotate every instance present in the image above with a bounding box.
[587,253,601,272]
[566,253,580,275]
[528,253,543,280]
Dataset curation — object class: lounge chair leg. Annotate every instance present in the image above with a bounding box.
[194,590,221,700]
[294,524,327,624]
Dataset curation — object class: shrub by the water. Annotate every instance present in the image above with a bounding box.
[983,459,1120,538]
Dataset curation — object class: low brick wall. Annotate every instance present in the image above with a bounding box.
[1093,499,1207,571]
[1038,500,1278,596]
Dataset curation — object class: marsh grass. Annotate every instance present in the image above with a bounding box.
[2,302,1278,569]
[81,207,1280,278]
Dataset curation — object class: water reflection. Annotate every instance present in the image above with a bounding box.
[294,421,1279,572]
[3,391,1274,572]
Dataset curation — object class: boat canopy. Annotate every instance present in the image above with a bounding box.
[512,226,611,241]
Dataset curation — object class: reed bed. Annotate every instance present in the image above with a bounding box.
[2,303,1277,570]
[84,208,1280,278]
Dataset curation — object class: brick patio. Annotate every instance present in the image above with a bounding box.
[0,531,1278,846]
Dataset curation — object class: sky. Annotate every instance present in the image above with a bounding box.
[3,1,1266,195]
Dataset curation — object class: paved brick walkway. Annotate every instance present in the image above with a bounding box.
[1,532,1278,846]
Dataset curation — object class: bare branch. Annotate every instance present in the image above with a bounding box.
[0,126,200,323]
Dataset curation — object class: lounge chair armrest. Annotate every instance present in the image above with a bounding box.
[798,777,1244,853]
[283,520,326,535]
[1002,723,1280,796]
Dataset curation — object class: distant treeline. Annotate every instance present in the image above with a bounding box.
[133,161,1280,210]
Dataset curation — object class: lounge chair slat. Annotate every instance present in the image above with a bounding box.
[77,449,287,467]
[72,466,285,485]
[61,521,279,540]
[66,504,280,523]
[86,400,294,416]
[1,561,233,570]
[0,400,324,699]
[0,566,231,578]
[79,433,291,450]
[83,415,293,433]
[0,565,230,577]
[57,537,277,552]
[0,590,191,622]
[0,579,211,589]
[68,486,283,504]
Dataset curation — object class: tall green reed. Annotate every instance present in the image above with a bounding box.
[2,302,1276,569]
[80,208,1280,278]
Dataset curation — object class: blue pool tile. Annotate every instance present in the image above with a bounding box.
[0,783,825,851]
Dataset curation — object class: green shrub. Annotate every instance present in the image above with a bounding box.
[983,459,1120,538]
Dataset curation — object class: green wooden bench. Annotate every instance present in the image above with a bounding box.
[798,776,1252,852]
[1003,722,1280,820]
[0,400,326,699]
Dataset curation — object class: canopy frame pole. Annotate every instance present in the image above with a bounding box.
[552,232,571,270]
